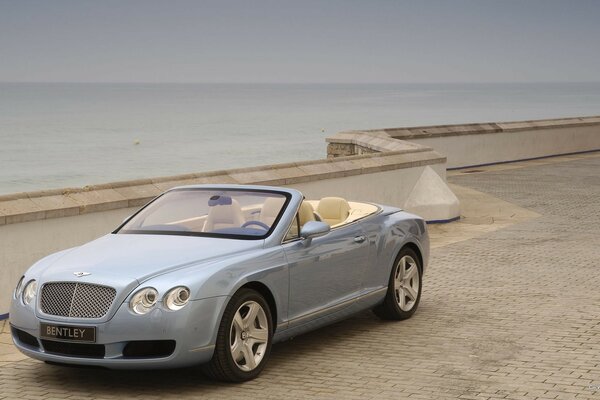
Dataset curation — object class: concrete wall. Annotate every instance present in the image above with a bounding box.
[0,149,458,315]
[327,116,600,169]
[406,121,600,169]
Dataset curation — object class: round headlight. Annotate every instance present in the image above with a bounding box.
[130,287,158,315]
[164,286,190,311]
[22,280,37,305]
[14,276,25,299]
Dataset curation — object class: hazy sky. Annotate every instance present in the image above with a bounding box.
[1,0,599,83]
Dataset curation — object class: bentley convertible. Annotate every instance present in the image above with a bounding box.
[10,184,429,381]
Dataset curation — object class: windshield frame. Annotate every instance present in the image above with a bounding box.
[113,187,292,240]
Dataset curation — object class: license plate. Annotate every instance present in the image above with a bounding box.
[40,323,96,343]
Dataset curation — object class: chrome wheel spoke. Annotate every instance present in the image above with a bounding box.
[233,312,244,331]
[395,276,403,289]
[396,287,406,309]
[404,285,417,301]
[244,303,260,327]
[242,342,257,370]
[404,264,417,280]
[249,327,268,343]
[398,257,406,279]
[231,339,244,362]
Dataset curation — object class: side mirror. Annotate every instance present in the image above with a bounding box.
[300,221,330,240]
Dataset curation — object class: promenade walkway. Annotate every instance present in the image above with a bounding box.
[1,152,599,399]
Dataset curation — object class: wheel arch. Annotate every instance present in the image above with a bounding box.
[401,241,424,271]
[238,281,278,332]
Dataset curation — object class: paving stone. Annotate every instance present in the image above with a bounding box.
[1,155,599,399]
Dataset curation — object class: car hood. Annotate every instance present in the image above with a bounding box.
[37,233,263,284]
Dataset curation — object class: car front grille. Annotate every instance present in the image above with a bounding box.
[40,282,116,318]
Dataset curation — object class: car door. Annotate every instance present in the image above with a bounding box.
[283,222,369,326]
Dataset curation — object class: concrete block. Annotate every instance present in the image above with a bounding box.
[113,184,163,207]
[296,162,347,181]
[228,169,286,185]
[0,199,46,224]
[152,179,200,192]
[195,174,238,184]
[66,189,129,214]
[403,166,460,222]
[29,195,80,219]
[273,166,311,184]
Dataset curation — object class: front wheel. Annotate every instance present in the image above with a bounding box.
[374,247,422,320]
[203,288,273,382]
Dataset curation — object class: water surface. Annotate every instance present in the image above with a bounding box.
[1,82,599,195]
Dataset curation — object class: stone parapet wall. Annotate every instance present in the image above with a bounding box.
[326,116,600,169]
[0,150,444,227]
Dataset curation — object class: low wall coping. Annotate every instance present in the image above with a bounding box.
[0,150,446,226]
[333,115,600,141]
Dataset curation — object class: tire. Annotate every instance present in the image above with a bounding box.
[202,288,273,382]
[374,247,423,320]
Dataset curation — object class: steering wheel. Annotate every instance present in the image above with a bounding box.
[241,220,270,230]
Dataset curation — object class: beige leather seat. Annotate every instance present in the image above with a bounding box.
[317,197,350,226]
[203,198,245,231]
[298,201,316,227]
[259,197,286,226]
[286,201,316,239]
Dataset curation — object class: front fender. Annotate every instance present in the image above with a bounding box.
[138,246,289,327]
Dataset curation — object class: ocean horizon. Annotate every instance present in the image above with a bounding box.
[1,82,599,195]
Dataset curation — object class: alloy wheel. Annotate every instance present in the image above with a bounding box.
[394,255,420,311]
[229,300,269,371]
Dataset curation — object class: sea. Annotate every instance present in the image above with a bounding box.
[1,82,599,195]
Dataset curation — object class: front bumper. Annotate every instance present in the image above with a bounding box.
[9,295,229,369]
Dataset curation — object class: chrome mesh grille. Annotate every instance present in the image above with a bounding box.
[40,282,116,318]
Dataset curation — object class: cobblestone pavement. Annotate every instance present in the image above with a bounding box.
[1,154,599,399]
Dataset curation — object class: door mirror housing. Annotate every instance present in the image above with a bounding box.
[300,221,330,240]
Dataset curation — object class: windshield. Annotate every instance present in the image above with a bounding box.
[117,189,290,239]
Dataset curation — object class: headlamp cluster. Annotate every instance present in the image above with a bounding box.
[129,286,191,315]
[14,277,191,315]
[15,277,37,306]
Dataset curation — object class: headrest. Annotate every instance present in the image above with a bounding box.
[317,197,350,219]
[262,197,285,217]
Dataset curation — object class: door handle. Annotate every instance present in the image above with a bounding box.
[354,235,366,243]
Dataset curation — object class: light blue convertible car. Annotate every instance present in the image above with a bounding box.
[10,185,429,381]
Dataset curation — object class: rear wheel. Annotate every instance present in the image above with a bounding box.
[203,288,273,382]
[374,247,422,320]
